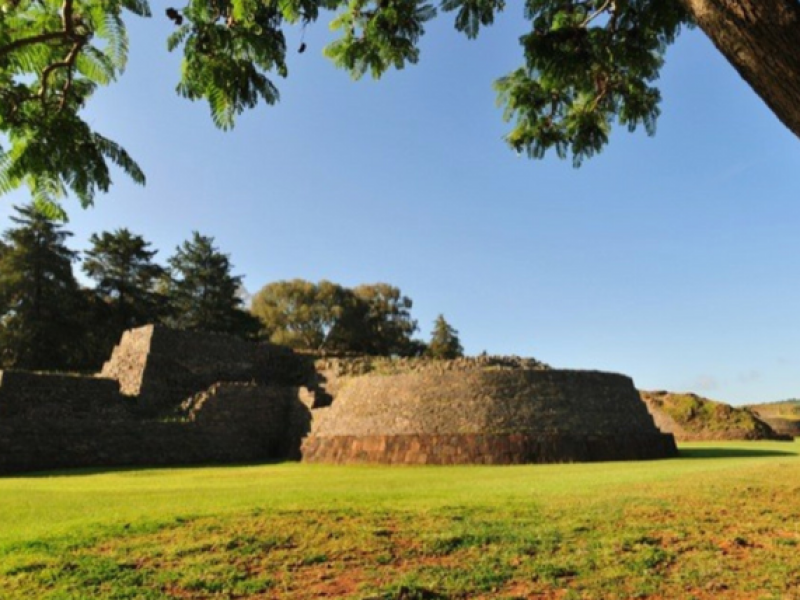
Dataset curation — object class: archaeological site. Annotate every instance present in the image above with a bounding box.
[0,325,677,474]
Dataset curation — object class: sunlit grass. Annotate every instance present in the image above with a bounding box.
[1,440,798,598]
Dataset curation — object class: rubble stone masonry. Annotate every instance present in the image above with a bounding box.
[0,326,676,474]
[302,369,677,464]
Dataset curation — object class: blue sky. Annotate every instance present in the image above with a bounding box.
[3,7,799,404]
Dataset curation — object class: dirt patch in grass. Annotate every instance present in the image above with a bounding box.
[3,447,800,598]
[12,492,793,600]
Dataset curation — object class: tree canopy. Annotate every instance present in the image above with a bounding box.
[350,283,419,356]
[1,0,798,214]
[251,279,421,355]
[0,0,148,217]
[251,279,348,350]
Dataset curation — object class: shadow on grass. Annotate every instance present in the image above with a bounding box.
[679,447,798,459]
[4,459,294,480]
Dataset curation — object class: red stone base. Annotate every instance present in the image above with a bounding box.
[301,432,678,464]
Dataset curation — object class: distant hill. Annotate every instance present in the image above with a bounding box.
[640,391,791,441]
[745,399,800,438]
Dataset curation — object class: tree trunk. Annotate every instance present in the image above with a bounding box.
[679,0,800,139]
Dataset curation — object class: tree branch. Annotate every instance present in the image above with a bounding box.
[2,0,85,113]
[581,0,613,27]
[0,31,70,59]
[0,0,77,58]
[39,37,85,111]
[61,0,75,34]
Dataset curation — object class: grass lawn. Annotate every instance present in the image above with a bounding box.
[1,441,799,599]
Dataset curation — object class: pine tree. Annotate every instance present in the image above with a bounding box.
[83,228,167,331]
[166,231,258,336]
[0,204,86,369]
[426,314,464,360]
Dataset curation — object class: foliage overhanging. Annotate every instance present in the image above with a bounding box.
[0,0,692,212]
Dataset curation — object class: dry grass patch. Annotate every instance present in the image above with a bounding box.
[1,441,798,598]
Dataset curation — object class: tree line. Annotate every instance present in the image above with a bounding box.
[0,204,462,372]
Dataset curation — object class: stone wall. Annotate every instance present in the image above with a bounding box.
[302,433,677,465]
[102,325,260,414]
[1,327,318,474]
[0,371,129,420]
[1,327,679,473]
[101,325,311,415]
[309,370,661,437]
[0,371,134,473]
[182,383,312,460]
[100,325,155,398]
[313,354,550,378]
[0,371,309,475]
[302,368,677,463]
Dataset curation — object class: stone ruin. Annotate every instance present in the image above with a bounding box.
[99,325,314,415]
[0,325,677,474]
[0,326,314,474]
[303,357,677,464]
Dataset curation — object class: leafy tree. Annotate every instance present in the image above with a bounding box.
[2,1,798,210]
[350,283,418,356]
[166,231,259,336]
[83,228,167,331]
[251,279,354,350]
[0,204,87,369]
[250,279,419,355]
[426,314,463,359]
[0,0,148,217]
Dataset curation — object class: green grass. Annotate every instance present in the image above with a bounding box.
[2,441,799,599]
